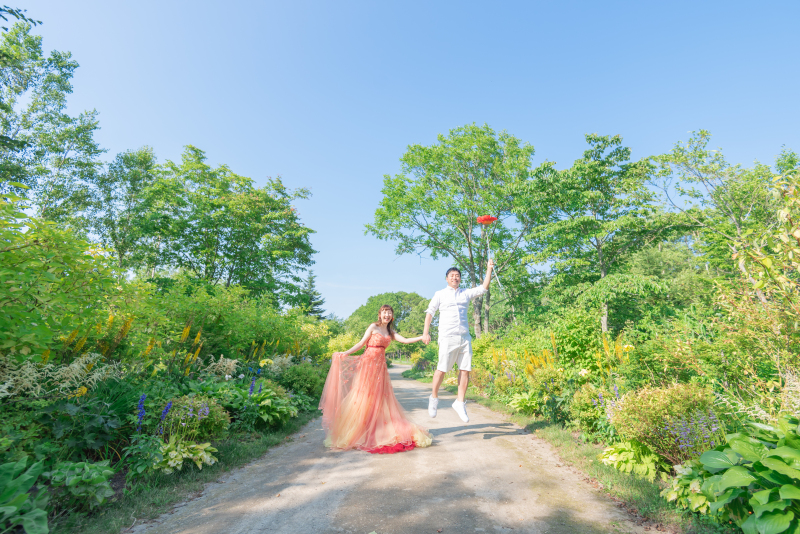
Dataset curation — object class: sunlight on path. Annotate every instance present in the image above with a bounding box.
[134,366,647,534]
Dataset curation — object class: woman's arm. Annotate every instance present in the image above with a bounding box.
[342,325,375,355]
[393,333,424,344]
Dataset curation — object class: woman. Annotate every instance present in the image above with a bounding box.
[319,305,432,453]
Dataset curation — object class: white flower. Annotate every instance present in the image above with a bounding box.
[579,369,590,377]
[238,374,245,379]
[224,374,231,381]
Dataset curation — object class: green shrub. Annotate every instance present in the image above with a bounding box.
[44,459,116,511]
[494,374,512,395]
[612,383,714,464]
[151,435,218,475]
[470,368,494,392]
[662,415,800,532]
[162,395,230,440]
[598,440,670,482]
[0,456,49,534]
[278,363,325,397]
[569,383,613,439]
[508,390,538,415]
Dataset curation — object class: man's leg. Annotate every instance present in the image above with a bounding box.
[431,370,446,399]
[456,370,469,402]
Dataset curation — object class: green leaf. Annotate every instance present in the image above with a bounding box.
[20,508,49,534]
[754,500,790,518]
[761,458,800,481]
[718,466,758,491]
[756,510,794,534]
[701,450,738,469]
[730,437,770,462]
[780,484,800,501]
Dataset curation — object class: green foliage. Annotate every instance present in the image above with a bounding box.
[612,383,714,464]
[469,367,494,392]
[0,456,49,534]
[278,363,326,397]
[160,395,230,441]
[599,440,670,483]
[122,433,163,481]
[508,390,538,415]
[568,383,614,440]
[151,435,217,475]
[662,415,800,533]
[0,190,117,362]
[344,291,430,351]
[37,397,124,461]
[367,123,552,333]
[298,270,326,318]
[43,459,115,511]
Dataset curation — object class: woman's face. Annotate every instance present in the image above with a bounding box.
[380,308,393,324]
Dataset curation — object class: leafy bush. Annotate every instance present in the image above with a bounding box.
[161,395,230,440]
[122,433,163,481]
[528,366,571,423]
[152,435,218,475]
[43,459,115,511]
[278,363,325,397]
[508,390,538,415]
[0,456,49,534]
[612,383,713,464]
[568,383,615,440]
[494,374,512,395]
[599,440,670,482]
[662,415,800,532]
[470,368,494,391]
[37,397,124,460]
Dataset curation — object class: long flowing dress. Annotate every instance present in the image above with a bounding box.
[319,332,432,454]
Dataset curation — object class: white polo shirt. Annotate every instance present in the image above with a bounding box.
[425,285,486,338]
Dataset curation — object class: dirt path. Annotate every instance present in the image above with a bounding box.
[134,365,646,534]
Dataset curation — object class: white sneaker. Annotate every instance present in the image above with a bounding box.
[428,396,438,418]
[452,400,469,423]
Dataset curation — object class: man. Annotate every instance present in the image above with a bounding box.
[422,259,494,423]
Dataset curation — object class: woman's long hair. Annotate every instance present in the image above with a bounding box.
[373,304,396,339]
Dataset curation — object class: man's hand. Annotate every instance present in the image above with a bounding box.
[422,333,431,345]
[487,258,495,271]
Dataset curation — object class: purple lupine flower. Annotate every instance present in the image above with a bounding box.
[249,377,256,396]
[613,384,619,399]
[161,401,173,421]
[258,383,262,395]
[136,394,147,433]
[257,368,261,375]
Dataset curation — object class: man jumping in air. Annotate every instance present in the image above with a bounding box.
[422,259,494,423]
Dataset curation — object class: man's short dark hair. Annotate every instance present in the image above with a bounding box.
[445,267,461,278]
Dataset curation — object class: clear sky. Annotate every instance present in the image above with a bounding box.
[26,0,800,318]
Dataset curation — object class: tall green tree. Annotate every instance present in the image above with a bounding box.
[0,23,104,227]
[532,134,677,332]
[345,291,432,341]
[367,124,551,336]
[155,146,316,304]
[89,147,160,271]
[299,270,326,318]
[653,131,780,302]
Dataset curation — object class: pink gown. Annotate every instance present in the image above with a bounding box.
[319,332,432,454]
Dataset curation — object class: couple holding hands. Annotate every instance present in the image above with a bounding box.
[318,259,495,454]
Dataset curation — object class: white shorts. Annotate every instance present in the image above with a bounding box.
[437,335,473,372]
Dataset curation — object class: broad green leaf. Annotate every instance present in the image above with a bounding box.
[754,500,791,518]
[701,450,738,469]
[756,510,794,534]
[20,508,49,534]
[780,485,800,501]
[730,437,770,462]
[752,488,777,506]
[718,466,757,491]
[761,459,800,481]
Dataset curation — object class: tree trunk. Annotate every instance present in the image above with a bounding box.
[472,292,483,338]
[482,288,491,334]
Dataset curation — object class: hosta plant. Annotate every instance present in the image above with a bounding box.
[508,390,539,416]
[0,456,49,534]
[152,435,218,475]
[43,460,116,511]
[661,415,800,534]
[598,439,670,482]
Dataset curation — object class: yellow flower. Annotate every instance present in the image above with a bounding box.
[579,369,590,377]
[71,386,88,398]
[622,344,634,352]
[259,358,273,367]
[557,368,564,373]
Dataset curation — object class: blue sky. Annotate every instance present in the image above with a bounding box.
[28,0,800,318]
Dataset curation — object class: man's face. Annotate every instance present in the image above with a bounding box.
[446,270,461,289]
